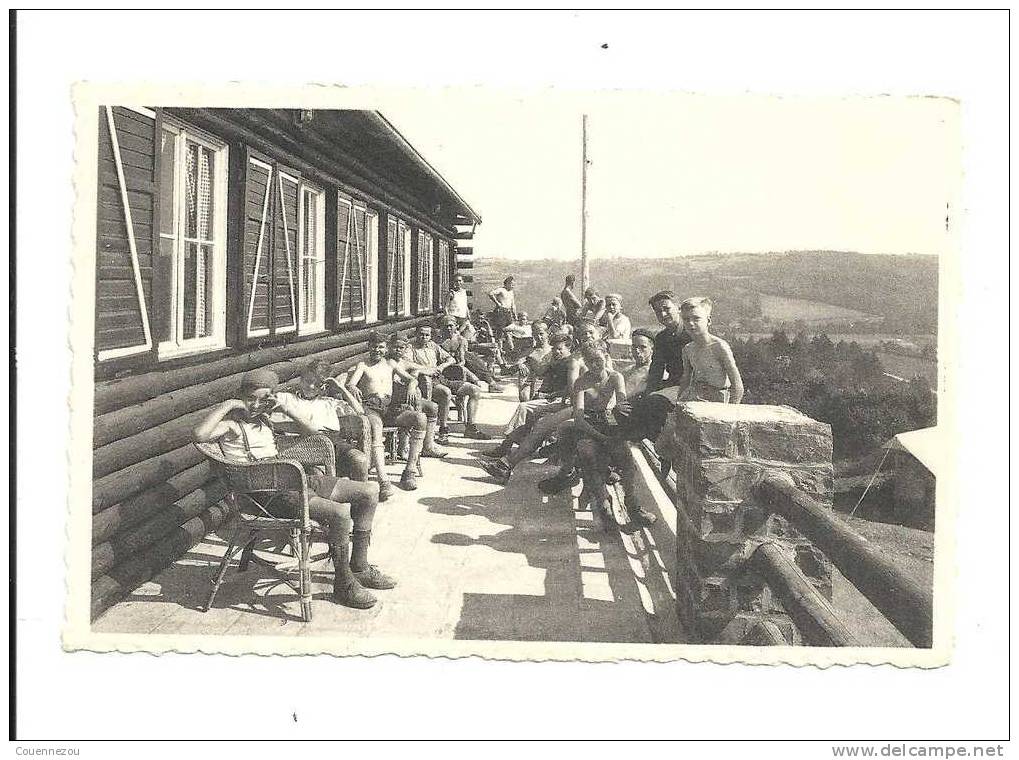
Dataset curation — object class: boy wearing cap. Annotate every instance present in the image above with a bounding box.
[193,368,395,610]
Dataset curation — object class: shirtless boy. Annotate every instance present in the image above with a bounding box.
[410,324,491,442]
[677,297,744,404]
[479,320,607,483]
[346,332,433,492]
[193,368,394,609]
[537,347,655,529]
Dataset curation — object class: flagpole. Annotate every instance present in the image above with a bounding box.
[580,113,589,293]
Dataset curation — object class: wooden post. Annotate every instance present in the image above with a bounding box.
[580,114,589,292]
[749,543,859,647]
[755,474,933,648]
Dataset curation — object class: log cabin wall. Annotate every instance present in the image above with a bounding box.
[91,108,479,620]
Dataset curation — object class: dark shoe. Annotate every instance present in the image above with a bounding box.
[378,481,395,502]
[420,446,449,459]
[605,467,622,485]
[479,458,511,485]
[399,471,418,491]
[435,430,451,446]
[464,425,493,440]
[352,564,397,590]
[333,579,377,609]
[538,471,575,495]
[629,505,658,527]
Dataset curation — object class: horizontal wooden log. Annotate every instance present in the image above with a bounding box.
[91,501,233,620]
[92,479,229,579]
[749,543,858,647]
[93,341,372,447]
[92,461,214,545]
[95,316,431,415]
[755,474,933,648]
[91,342,387,479]
[93,406,214,481]
[92,443,204,513]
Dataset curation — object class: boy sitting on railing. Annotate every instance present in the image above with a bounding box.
[537,346,656,530]
[193,368,395,610]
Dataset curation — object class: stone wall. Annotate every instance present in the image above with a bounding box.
[655,402,835,644]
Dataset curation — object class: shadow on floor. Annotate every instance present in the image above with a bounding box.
[121,526,335,624]
[418,460,653,643]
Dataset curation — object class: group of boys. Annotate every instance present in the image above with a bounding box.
[478,289,744,530]
[192,315,512,611]
[192,281,745,611]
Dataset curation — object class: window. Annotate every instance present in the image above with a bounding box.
[417,230,434,313]
[298,185,326,333]
[337,197,379,324]
[156,118,228,358]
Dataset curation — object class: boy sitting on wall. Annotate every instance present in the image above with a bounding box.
[193,368,395,609]
[676,297,744,404]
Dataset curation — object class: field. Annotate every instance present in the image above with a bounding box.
[757,293,877,324]
[876,352,938,385]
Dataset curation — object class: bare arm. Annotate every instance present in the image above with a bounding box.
[571,380,608,444]
[193,399,246,443]
[678,346,694,401]
[391,358,422,385]
[716,341,744,404]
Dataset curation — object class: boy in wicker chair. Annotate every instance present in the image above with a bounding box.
[193,368,396,610]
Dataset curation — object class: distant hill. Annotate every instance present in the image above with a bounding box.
[470,251,938,335]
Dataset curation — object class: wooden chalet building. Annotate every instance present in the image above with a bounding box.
[90,106,480,619]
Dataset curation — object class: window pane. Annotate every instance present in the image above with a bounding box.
[185,142,214,241]
[158,129,176,236]
[201,243,215,337]
[182,241,198,340]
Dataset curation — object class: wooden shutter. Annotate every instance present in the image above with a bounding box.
[243,155,273,336]
[273,170,300,334]
[349,205,367,320]
[95,106,156,359]
[336,196,353,322]
[243,152,300,339]
[386,216,399,316]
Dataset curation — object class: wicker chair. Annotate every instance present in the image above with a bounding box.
[196,434,337,623]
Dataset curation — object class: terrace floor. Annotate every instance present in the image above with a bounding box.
[93,385,924,648]
[93,388,680,644]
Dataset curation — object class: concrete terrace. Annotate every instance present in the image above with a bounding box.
[93,389,681,644]
[93,387,921,647]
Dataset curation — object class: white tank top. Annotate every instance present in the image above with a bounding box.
[219,418,278,463]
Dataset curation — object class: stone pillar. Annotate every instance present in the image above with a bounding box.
[655,402,834,645]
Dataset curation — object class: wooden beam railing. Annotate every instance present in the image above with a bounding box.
[754,474,933,648]
[749,543,859,647]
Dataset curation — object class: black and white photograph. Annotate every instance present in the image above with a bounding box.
[12,8,1010,747]
[63,86,955,665]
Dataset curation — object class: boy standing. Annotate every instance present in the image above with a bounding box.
[677,298,744,404]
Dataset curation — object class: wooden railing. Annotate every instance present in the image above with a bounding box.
[753,474,933,648]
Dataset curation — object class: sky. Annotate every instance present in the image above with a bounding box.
[382,91,960,261]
